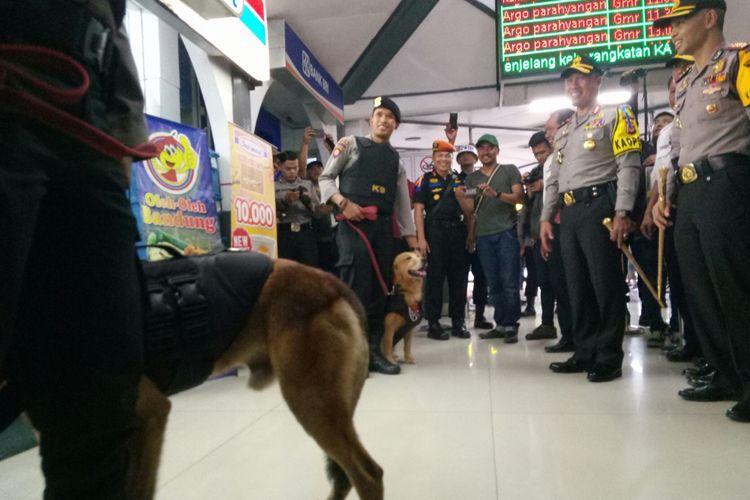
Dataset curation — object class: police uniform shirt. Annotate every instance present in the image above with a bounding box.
[275,177,319,225]
[319,135,416,237]
[541,104,642,222]
[672,44,750,166]
[413,169,464,222]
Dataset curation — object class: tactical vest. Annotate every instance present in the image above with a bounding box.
[142,251,273,395]
[339,137,399,214]
[386,285,423,346]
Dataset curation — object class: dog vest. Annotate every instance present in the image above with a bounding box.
[385,285,423,346]
[142,251,274,395]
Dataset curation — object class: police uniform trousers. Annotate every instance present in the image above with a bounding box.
[1,122,142,500]
[278,223,319,267]
[559,194,626,369]
[424,219,469,324]
[674,163,750,399]
[533,225,574,342]
[630,234,667,330]
[664,219,701,356]
[336,215,394,351]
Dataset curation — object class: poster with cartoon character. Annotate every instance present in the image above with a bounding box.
[228,123,277,257]
[132,115,222,260]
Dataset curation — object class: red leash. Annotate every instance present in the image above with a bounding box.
[336,206,390,296]
[0,44,158,160]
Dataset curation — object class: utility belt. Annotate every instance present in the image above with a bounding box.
[560,181,615,207]
[278,222,313,233]
[678,154,750,185]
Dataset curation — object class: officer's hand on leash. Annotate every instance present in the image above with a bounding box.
[610,215,633,249]
[540,221,554,261]
[652,202,672,231]
[340,199,364,221]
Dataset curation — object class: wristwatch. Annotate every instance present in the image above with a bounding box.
[615,210,631,218]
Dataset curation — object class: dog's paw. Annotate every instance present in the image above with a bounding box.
[404,356,416,364]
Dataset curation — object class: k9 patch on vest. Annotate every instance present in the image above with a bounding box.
[612,105,641,157]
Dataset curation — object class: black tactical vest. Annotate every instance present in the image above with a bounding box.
[339,137,399,214]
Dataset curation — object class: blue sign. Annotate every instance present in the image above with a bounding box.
[284,22,344,123]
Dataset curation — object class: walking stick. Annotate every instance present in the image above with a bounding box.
[603,217,666,308]
[657,168,668,307]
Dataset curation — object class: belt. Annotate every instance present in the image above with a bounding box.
[278,222,313,232]
[560,181,613,207]
[428,219,464,227]
[678,154,750,185]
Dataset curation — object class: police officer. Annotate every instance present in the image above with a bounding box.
[307,160,339,273]
[541,55,642,382]
[319,96,417,375]
[275,153,321,267]
[414,140,473,340]
[1,1,149,497]
[653,0,750,422]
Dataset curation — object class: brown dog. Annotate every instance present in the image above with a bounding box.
[381,252,426,366]
[128,256,383,500]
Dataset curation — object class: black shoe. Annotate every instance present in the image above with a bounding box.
[427,322,449,341]
[666,346,695,362]
[587,365,623,382]
[544,340,576,353]
[451,321,471,339]
[504,332,518,344]
[525,324,557,340]
[369,352,401,375]
[726,402,750,423]
[520,306,536,317]
[683,365,714,378]
[687,374,715,388]
[473,317,494,329]
[549,358,588,373]
[479,328,504,340]
[678,384,739,402]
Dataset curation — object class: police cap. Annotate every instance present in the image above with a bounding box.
[372,96,401,123]
[653,0,727,29]
[560,55,604,79]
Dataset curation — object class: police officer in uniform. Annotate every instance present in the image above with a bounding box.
[414,140,473,340]
[653,0,750,422]
[541,55,642,382]
[1,1,149,497]
[319,97,417,375]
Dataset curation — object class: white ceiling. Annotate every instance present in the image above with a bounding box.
[264,0,748,167]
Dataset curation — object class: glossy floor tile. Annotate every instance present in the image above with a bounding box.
[1,300,748,499]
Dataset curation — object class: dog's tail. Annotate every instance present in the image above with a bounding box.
[326,456,351,496]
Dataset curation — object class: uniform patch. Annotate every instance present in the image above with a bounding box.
[738,49,750,107]
[612,105,641,157]
[332,138,349,159]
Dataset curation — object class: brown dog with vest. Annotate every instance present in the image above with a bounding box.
[128,251,382,500]
[380,252,426,366]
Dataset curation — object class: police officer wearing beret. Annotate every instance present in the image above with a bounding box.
[414,140,473,340]
[1,1,149,497]
[540,55,642,382]
[652,0,750,422]
[319,96,417,375]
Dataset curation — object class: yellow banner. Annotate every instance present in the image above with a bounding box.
[228,123,277,257]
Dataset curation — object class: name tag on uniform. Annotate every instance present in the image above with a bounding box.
[291,222,301,232]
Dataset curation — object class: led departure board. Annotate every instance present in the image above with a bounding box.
[499,0,675,79]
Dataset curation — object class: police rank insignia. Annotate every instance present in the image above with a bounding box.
[557,150,564,164]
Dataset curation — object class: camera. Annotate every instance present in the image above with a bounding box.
[297,186,312,207]
[523,169,543,185]
[464,187,478,196]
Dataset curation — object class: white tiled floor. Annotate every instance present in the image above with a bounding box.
[1,301,749,499]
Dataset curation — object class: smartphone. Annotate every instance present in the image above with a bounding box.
[313,128,326,138]
[449,113,458,130]
[465,187,478,196]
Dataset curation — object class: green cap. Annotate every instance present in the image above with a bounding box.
[475,134,499,148]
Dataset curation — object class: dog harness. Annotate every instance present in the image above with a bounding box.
[142,251,274,395]
[385,284,423,346]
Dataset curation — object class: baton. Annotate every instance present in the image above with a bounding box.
[657,168,668,307]
[603,217,666,308]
